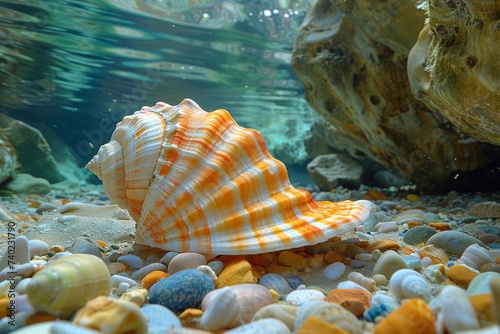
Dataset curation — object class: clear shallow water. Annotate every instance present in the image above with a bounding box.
[0,0,317,174]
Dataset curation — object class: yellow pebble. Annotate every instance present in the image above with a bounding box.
[25,312,56,325]
[265,265,300,277]
[216,259,261,288]
[278,250,307,270]
[140,270,169,290]
[407,194,420,202]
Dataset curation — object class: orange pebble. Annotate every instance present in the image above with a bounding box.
[140,270,169,290]
[216,259,261,288]
[429,222,452,231]
[406,194,420,202]
[29,201,41,208]
[402,246,414,255]
[324,250,344,264]
[365,240,401,253]
[49,245,65,253]
[407,221,421,229]
[61,198,70,205]
[365,189,389,201]
[0,296,11,319]
[25,312,56,325]
[325,288,371,317]
[107,262,129,275]
[95,240,107,248]
[249,254,270,267]
[31,215,39,221]
[14,214,31,221]
[355,241,370,248]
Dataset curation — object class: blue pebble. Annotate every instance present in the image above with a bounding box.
[476,225,500,236]
[285,275,303,290]
[364,303,398,322]
[149,269,214,314]
[487,243,500,249]
[402,255,422,269]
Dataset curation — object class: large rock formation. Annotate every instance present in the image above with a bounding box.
[0,114,66,183]
[291,0,500,191]
[408,0,500,145]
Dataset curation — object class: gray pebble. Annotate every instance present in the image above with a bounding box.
[422,212,440,224]
[426,231,486,256]
[403,226,437,245]
[259,273,292,295]
[363,214,379,232]
[469,201,500,218]
[131,263,167,280]
[117,254,143,269]
[476,224,500,236]
[160,252,179,267]
[71,237,102,258]
[207,260,224,276]
[108,252,121,262]
[28,239,49,258]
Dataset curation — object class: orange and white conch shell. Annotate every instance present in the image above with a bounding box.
[86,99,374,255]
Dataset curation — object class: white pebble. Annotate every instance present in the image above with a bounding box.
[57,215,77,223]
[436,285,479,333]
[116,282,130,295]
[285,289,325,306]
[111,275,136,288]
[28,239,49,258]
[356,231,373,240]
[224,318,290,334]
[374,222,399,233]
[337,281,370,292]
[323,262,346,280]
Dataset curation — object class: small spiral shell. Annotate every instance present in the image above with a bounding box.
[27,254,111,319]
[389,269,431,302]
[458,244,492,270]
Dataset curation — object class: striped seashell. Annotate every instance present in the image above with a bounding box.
[86,99,375,255]
[389,269,431,303]
[27,254,111,319]
[457,244,492,270]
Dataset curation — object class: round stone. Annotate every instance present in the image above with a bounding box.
[285,289,325,306]
[426,231,486,256]
[258,273,292,295]
[28,239,49,258]
[403,226,437,245]
[149,269,214,314]
[324,262,346,280]
[372,250,409,279]
[141,304,182,332]
[117,254,143,269]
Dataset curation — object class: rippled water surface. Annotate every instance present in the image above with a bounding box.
[0,0,317,179]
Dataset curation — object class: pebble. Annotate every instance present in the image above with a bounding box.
[422,212,441,224]
[111,275,137,289]
[285,289,325,306]
[372,250,409,279]
[207,260,224,276]
[480,263,500,273]
[168,252,207,275]
[117,254,143,269]
[285,276,303,290]
[278,251,307,270]
[364,302,398,323]
[258,273,292,295]
[131,263,167,281]
[71,237,102,258]
[374,222,399,233]
[35,202,58,214]
[324,262,346,280]
[403,226,437,245]
[363,214,379,232]
[120,288,148,306]
[426,231,486,256]
[436,285,480,332]
[140,304,182,333]
[469,201,500,218]
[148,269,214,314]
[294,301,361,334]
[217,259,260,288]
[365,240,400,253]
[326,288,371,317]
[28,239,49,258]
[159,251,179,267]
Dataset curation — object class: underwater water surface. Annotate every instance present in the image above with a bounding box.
[0,0,317,182]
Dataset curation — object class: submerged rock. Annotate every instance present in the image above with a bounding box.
[291,0,500,191]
